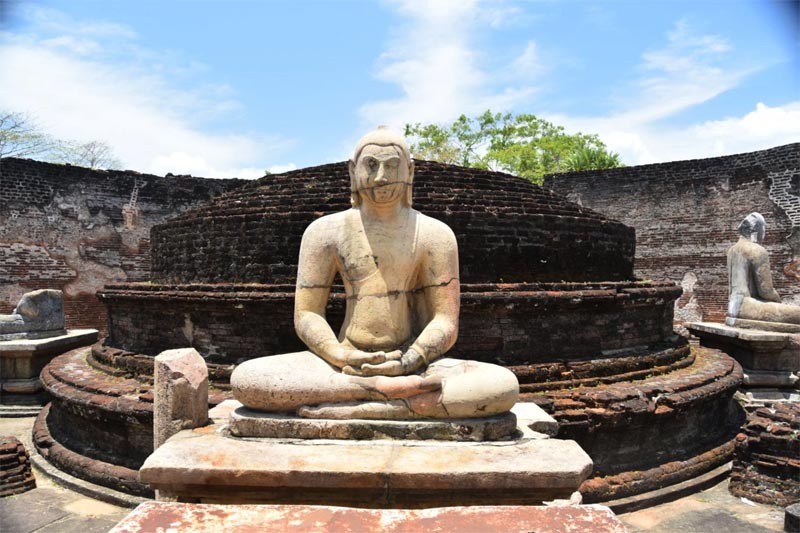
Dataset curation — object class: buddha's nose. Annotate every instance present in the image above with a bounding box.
[375,164,387,184]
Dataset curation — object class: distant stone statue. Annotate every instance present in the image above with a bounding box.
[727,212,800,325]
[0,289,66,340]
[232,127,518,419]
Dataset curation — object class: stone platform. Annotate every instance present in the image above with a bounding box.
[229,406,519,441]
[140,402,592,507]
[687,322,799,388]
[0,329,98,411]
[110,502,625,532]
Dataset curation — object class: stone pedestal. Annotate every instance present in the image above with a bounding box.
[110,501,626,533]
[0,329,98,413]
[687,322,799,388]
[139,401,592,507]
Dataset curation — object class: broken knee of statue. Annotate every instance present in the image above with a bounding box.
[153,348,209,450]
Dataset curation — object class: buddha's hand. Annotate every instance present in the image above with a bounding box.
[344,348,426,377]
[338,348,402,374]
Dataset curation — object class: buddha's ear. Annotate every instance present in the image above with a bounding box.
[408,158,415,180]
[348,158,356,180]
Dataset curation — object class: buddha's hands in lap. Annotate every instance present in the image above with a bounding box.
[342,348,426,377]
[333,347,402,374]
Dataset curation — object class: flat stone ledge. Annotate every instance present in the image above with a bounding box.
[726,317,800,334]
[140,417,593,506]
[0,328,67,342]
[0,329,99,356]
[229,406,519,441]
[110,502,625,533]
[687,322,798,374]
[688,322,795,344]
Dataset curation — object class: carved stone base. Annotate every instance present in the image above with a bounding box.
[687,322,799,387]
[229,405,520,441]
[0,329,98,407]
[140,402,593,507]
[110,501,626,533]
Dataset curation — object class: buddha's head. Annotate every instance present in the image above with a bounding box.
[738,212,766,243]
[349,126,414,208]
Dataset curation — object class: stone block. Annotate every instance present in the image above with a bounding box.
[229,405,518,441]
[687,322,799,382]
[153,348,209,450]
[0,329,98,407]
[110,502,626,533]
[139,416,593,506]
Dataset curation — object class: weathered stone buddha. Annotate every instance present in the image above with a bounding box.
[231,127,519,419]
[0,289,65,341]
[727,212,800,326]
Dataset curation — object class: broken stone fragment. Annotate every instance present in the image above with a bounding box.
[153,348,208,450]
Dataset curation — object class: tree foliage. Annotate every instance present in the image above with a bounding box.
[0,110,122,170]
[49,140,122,170]
[0,111,54,160]
[405,110,623,183]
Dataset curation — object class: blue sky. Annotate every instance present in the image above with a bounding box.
[1,0,797,178]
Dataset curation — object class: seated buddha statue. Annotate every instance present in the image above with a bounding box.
[231,127,519,420]
[727,212,800,326]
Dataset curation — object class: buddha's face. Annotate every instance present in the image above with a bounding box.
[352,145,410,206]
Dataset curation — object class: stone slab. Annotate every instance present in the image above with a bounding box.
[0,329,98,357]
[511,400,559,436]
[742,369,798,388]
[726,317,800,334]
[229,406,519,441]
[687,322,799,373]
[139,418,593,506]
[1,330,99,405]
[0,328,67,342]
[110,502,625,533]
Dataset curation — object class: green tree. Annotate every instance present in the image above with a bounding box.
[405,110,623,184]
[563,145,623,172]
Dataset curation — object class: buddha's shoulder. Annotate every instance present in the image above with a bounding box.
[305,210,351,230]
[415,211,456,242]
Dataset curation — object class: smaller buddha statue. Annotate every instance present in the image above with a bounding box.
[727,212,800,326]
[231,127,519,420]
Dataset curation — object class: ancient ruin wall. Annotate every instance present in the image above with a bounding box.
[0,158,244,333]
[544,143,800,324]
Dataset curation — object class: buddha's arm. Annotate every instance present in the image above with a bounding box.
[753,253,781,302]
[409,226,460,364]
[294,223,343,366]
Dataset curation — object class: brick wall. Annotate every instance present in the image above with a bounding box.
[0,158,244,333]
[151,160,635,285]
[544,143,800,324]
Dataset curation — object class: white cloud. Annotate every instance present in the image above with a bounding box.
[359,0,537,130]
[0,6,290,179]
[552,101,800,166]
[548,21,796,165]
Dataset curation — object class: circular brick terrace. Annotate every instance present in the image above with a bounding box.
[39,159,743,506]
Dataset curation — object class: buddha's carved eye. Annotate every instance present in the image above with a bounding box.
[367,158,378,171]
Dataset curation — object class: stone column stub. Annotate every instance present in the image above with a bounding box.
[153,348,208,450]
